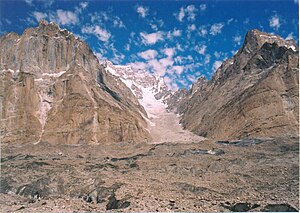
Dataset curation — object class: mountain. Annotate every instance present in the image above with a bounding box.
[0,20,150,145]
[104,60,171,102]
[104,61,170,128]
[167,29,299,140]
[104,61,205,143]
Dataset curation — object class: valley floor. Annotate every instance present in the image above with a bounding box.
[0,136,299,212]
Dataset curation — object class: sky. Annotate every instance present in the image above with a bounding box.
[0,0,298,90]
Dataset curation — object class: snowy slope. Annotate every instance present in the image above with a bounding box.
[104,60,205,144]
[104,60,170,113]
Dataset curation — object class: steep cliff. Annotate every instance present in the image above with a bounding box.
[169,29,299,140]
[0,20,149,145]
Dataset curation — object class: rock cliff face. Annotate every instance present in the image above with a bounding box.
[168,29,299,140]
[0,20,149,145]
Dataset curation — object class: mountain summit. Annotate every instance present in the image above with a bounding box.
[0,20,150,144]
[167,29,299,140]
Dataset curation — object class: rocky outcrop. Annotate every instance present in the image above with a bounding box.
[168,29,299,140]
[0,20,149,145]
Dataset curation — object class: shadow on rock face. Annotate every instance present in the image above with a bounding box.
[221,202,260,212]
[222,202,298,212]
[216,138,267,147]
[0,178,14,194]
[106,194,130,210]
[16,178,50,202]
[261,204,298,212]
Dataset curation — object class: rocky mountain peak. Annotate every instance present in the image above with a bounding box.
[245,29,296,51]
[0,20,98,78]
[209,29,298,85]
[191,76,208,95]
[167,29,298,140]
[237,29,297,63]
[1,21,150,145]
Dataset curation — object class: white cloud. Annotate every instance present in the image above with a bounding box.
[94,26,111,42]
[188,24,196,32]
[95,52,106,62]
[4,19,12,25]
[227,18,234,25]
[233,35,242,45]
[167,28,182,39]
[56,9,79,25]
[210,23,224,35]
[214,51,221,59]
[140,31,164,45]
[149,18,164,31]
[212,60,223,71]
[199,28,208,36]
[204,54,211,64]
[269,15,281,30]
[113,18,125,28]
[25,0,33,5]
[172,29,182,37]
[124,43,130,51]
[159,57,174,68]
[186,5,197,21]
[176,7,185,22]
[130,61,148,71]
[172,66,184,75]
[285,32,294,40]
[82,25,111,42]
[76,2,88,13]
[213,51,228,61]
[138,49,158,60]
[150,23,158,31]
[27,0,54,7]
[163,48,176,58]
[196,45,207,55]
[81,26,93,34]
[174,56,182,64]
[37,0,54,7]
[32,11,47,21]
[148,59,167,76]
[90,12,126,28]
[130,32,135,38]
[199,4,207,11]
[136,5,148,18]
[80,2,88,9]
[135,56,175,77]
[111,53,125,64]
[164,76,179,91]
[175,55,194,64]
[175,5,197,22]
[176,43,184,52]
[187,74,196,83]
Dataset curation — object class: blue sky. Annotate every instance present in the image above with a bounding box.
[0,0,298,90]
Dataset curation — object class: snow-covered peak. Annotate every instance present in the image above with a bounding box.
[104,60,171,101]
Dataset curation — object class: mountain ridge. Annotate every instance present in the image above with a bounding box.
[0,20,150,145]
[166,29,299,140]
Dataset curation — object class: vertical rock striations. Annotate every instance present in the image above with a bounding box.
[167,29,299,140]
[0,20,149,145]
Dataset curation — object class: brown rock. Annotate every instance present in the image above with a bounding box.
[0,20,149,145]
[168,29,299,140]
